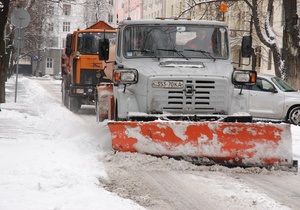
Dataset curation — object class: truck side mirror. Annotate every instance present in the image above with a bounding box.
[65,48,72,56]
[99,38,109,61]
[65,34,72,56]
[241,36,252,58]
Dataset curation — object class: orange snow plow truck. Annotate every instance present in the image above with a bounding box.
[61,21,116,113]
[96,18,297,170]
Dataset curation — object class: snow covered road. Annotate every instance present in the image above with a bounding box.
[1,75,300,210]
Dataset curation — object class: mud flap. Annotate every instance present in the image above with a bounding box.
[107,121,294,169]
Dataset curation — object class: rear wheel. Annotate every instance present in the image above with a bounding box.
[68,94,80,113]
[289,106,300,125]
[61,81,68,107]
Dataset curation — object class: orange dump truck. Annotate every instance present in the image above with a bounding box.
[61,21,116,113]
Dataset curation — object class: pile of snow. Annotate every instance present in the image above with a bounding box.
[0,76,144,210]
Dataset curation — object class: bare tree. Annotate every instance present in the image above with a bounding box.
[83,0,113,27]
[25,0,49,76]
[282,0,300,87]
[240,0,299,86]
[243,0,282,78]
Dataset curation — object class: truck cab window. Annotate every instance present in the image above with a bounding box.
[78,32,117,55]
[78,33,99,54]
[123,25,229,59]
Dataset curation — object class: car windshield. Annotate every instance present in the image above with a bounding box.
[77,32,116,54]
[123,25,229,59]
[271,76,297,92]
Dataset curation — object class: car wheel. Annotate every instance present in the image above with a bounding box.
[289,107,300,125]
[68,96,79,113]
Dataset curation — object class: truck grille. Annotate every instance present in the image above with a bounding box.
[149,78,228,114]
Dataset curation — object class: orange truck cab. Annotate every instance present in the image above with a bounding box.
[61,21,116,113]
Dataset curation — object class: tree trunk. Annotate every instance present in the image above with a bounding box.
[0,0,10,103]
[34,49,42,77]
[282,0,300,88]
[0,40,6,103]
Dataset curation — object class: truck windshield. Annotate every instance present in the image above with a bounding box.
[77,32,116,55]
[123,25,229,59]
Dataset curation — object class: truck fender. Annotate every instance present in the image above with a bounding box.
[115,88,139,119]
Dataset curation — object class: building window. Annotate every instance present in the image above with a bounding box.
[62,38,66,48]
[179,2,182,13]
[63,4,71,16]
[281,7,285,26]
[255,46,261,68]
[268,50,272,70]
[63,22,70,32]
[108,14,113,22]
[269,6,274,27]
[46,58,53,68]
[109,0,113,5]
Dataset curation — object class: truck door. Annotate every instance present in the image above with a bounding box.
[248,78,284,119]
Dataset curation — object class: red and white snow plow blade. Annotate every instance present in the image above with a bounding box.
[108,121,296,169]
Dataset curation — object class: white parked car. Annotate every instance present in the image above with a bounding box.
[234,73,300,125]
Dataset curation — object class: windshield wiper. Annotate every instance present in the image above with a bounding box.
[184,49,216,61]
[156,48,189,60]
[127,49,157,58]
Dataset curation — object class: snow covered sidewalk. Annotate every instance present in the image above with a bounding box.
[0,76,144,210]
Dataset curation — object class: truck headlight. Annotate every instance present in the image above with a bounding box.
[232,70,256,85]
[113,69,138,84]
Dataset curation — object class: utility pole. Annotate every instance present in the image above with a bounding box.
[10,8,30,102]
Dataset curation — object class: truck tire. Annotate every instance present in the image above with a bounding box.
[61,81,68,107]
[68,95,80,113]
[289,106,300,125]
